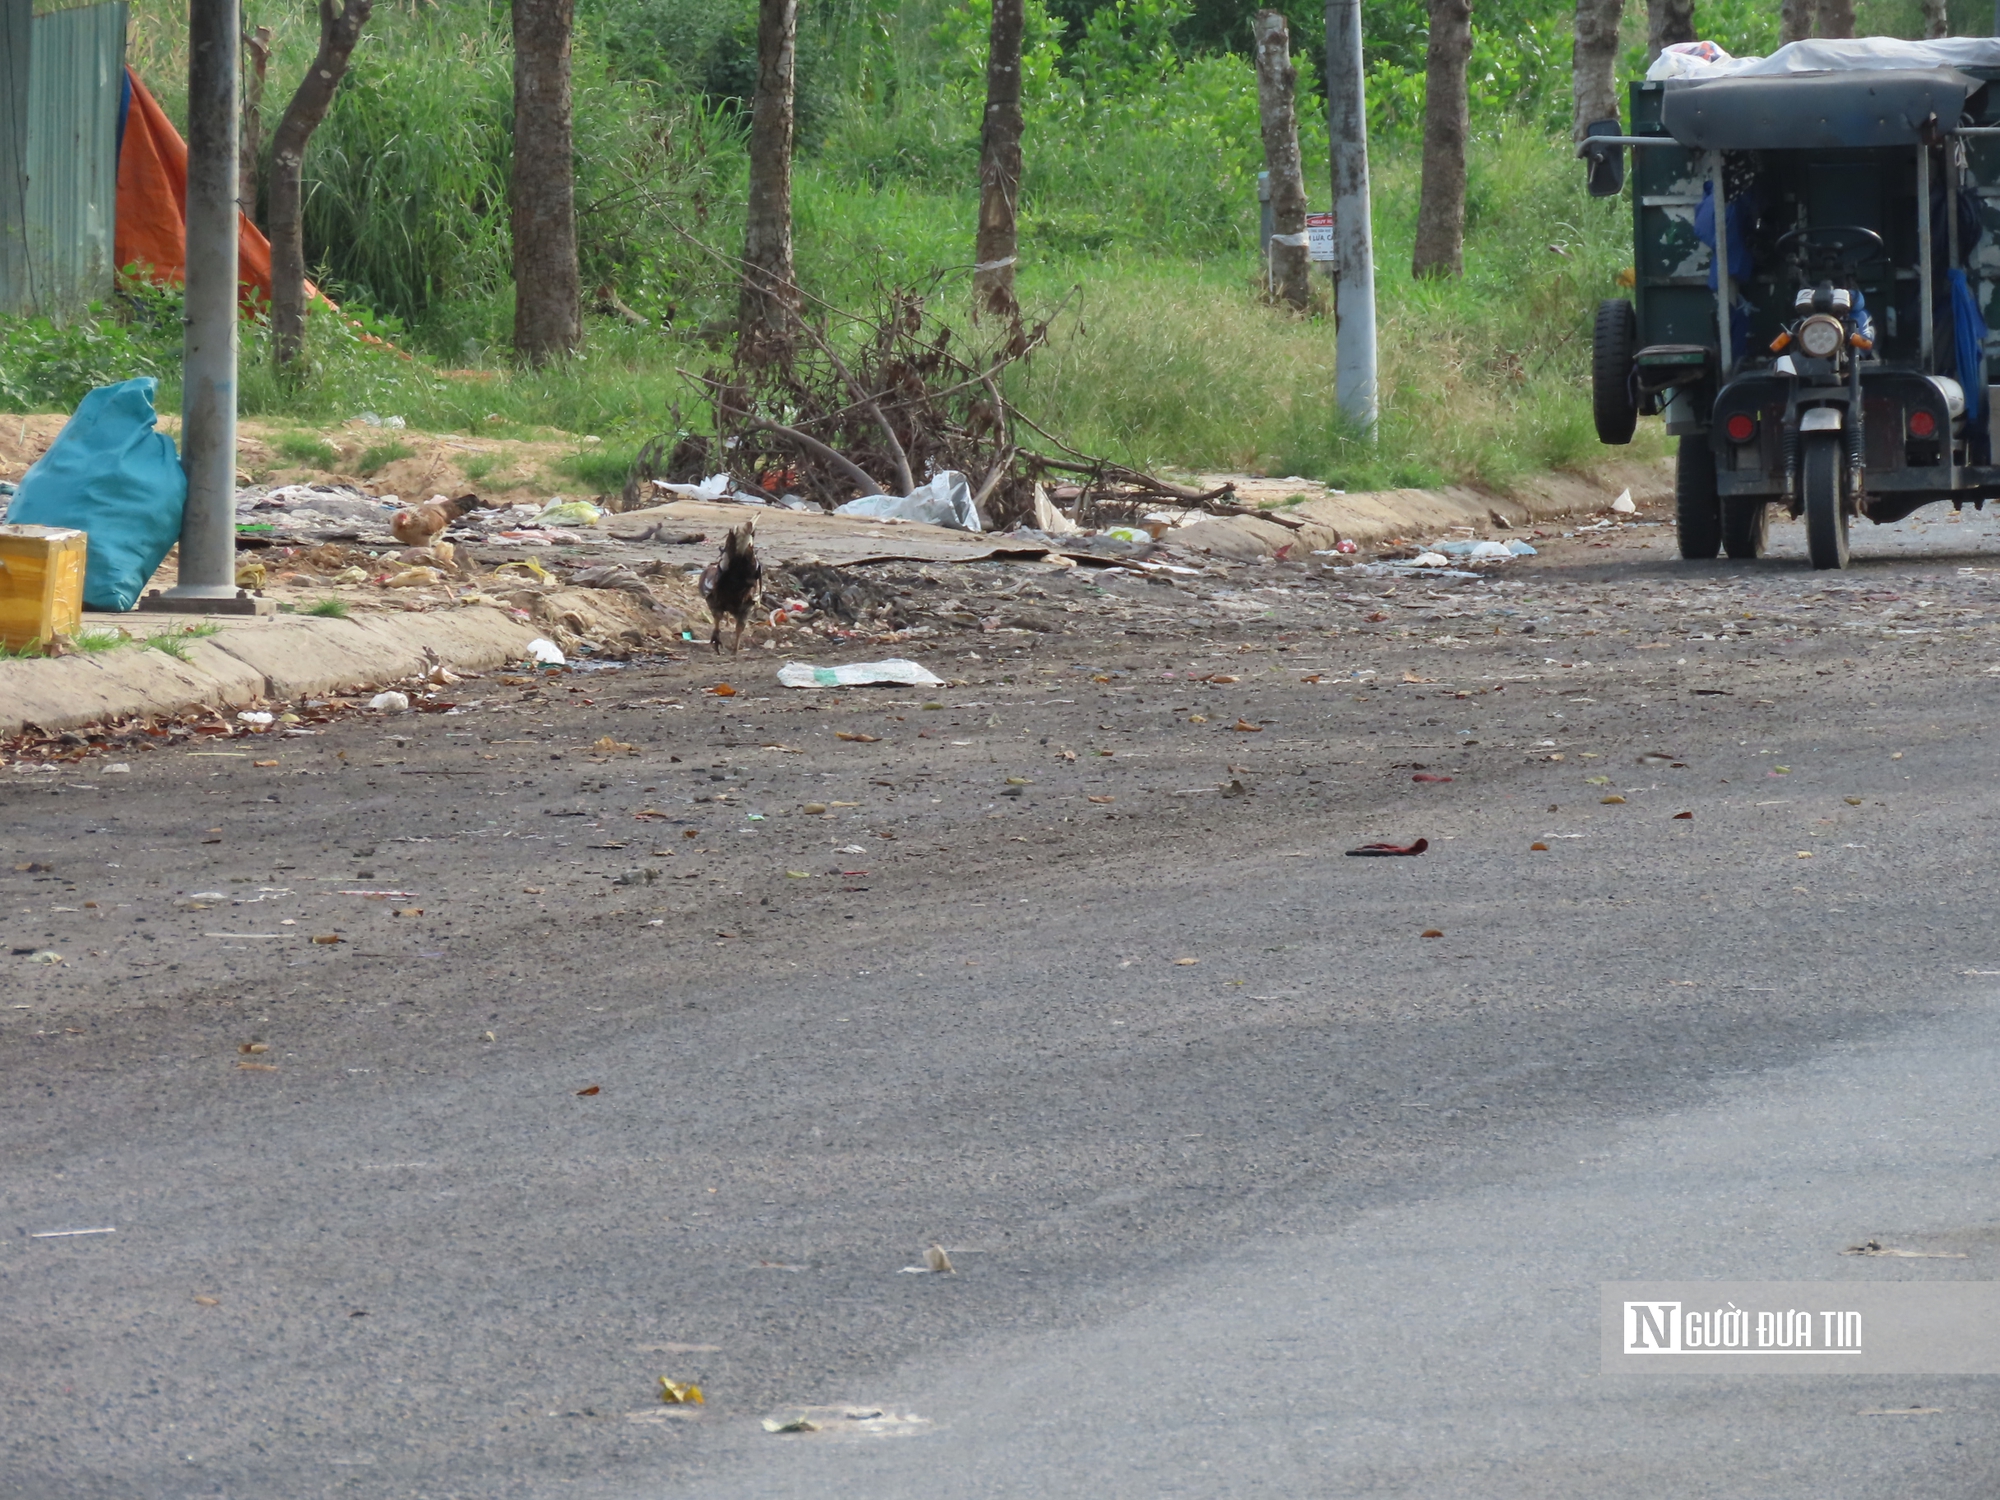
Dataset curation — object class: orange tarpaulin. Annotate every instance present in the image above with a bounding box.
[114,68,328,312]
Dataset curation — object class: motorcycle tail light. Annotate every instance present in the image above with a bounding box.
[1909,409,1938,439]
[1725,413,1757,443]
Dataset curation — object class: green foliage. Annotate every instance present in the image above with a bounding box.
[303,597,351,618]
[142,632,191,660]
[0,300,164,412]
[557,443,641,492]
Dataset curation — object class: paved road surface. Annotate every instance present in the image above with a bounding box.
[8,503,2000,1497]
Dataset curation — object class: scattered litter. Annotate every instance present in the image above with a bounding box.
[835,731,880,743]
[1610,488,1637,514]
[28,1227,114,1238]
[658,1377,705,1406]
[834,471,979,532]
[576,1085,601,1096]
[533,500,603,528]
[1842,1240,1966,1258]
[1345,839,1429,857]
[761,1407,933,1438]
[237,711,273,725]
[25,949,63,963]
[368,692,410,713]
[1412,773,1452,784]
[925,1243,955,1273]
[778,659,944,689]
[1411,551,1451,568]
[1421,928,1444,938]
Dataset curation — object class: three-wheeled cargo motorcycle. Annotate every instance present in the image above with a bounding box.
[1587,38,2000,568]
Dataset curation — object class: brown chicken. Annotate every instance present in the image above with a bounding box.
[391,493,483,550]
[699,519,762,655]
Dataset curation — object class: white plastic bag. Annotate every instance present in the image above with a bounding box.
[834,471,980,532]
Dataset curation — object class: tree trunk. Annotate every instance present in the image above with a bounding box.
[1644,0,1694,62]
[1816,0,1856,38]
[239,24,270,231]
[269,0,371,371]
[739,0,799,365]
[1412,0,1471,279]
[1779,0,1814,43]
[974,0,1025,328]
[511,0,580,366]
[1252,11,1310,308]
[1920,0,1949,37]
[1571,0,1624,144]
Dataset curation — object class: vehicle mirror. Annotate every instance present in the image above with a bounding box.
[1582,120,1625,198]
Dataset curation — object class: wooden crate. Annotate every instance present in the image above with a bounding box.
[0,524,89,650]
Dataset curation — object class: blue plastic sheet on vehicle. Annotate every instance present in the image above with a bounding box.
[3,378,186,611]
[1951,268,1988,461]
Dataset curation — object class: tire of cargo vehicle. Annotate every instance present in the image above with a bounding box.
[1802,431,1850,570]
[1675,434,1722,559]
[1722,496,1769,560]
[1593,299,1639,445]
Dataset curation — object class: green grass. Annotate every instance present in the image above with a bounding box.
[357,440,415,475]
[276,432,342,468]
[71,627,133,653]
[142,634,192,660]
[558,443,641,493]
[303,597,351,618]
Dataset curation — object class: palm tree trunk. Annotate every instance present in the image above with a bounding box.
[974,0,1024,327]
[1412,0,1471,279]
[1644,0,1693,63]
[511,0,581,366]
[739,0,799,365]
[270,0,372,370]
[1571,0,1624,145]
[1252,10,1310,308]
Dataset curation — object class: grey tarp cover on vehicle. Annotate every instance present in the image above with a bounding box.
[1661,68,1985,150]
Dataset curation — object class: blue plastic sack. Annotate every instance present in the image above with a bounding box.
[4,378,186,611]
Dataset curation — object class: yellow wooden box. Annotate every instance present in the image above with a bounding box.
[0,524,89,650]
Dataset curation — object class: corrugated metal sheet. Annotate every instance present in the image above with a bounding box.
[8,1,126,317]
[0,0,32,310]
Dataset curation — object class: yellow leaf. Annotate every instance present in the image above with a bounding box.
[660,1377,705,1406]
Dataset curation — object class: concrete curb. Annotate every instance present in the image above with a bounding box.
[1173,459,1673,560]
[0,605,544,738]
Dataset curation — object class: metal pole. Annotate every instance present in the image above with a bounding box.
[1711,152,1732,378]
[149,0,253,611]
[1326,0,1377,432]
[1918,142,1935,370]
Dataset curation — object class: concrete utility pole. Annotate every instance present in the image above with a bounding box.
[1325,0,1378,431]
[149,0,265,613]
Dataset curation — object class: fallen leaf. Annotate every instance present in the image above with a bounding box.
[1301,673,1322,684]
[1842,1239,1966,1258]
[593,737,636,756]
[683,829,698,839]
[1401,672,1435,684]
[1365,612,1388,623]
[1186,715,1207,725]
[659,1377,705,1406]
[193,1295,220,1307]
[1209,674,1239,684]
[1673,810,1693,819]
[523,886,544,894]
[252,759,279,768]
[786,870,811,878]
[803,803,827,814]
[764,1416,821,1434]
[1230,718,1263,733]
[1174,957,1198,966]
[576,1085,601,1096]
[1345,839,1429,857]
[238,1042,269,1055]
[835,731,880,743]
[1796,850,1813,858]
[1585,775,1612,786]
[394,907,423,917]
[1530,841,1549,851]
[925,1243,955,1273]
[1600,795,1627,804]
[311,933,342,945]
[1087,795,1115,804]
[1421,929,1444,938]
[1844,796,1863,806]
[709,684,737,697]
[235,1061,277,1072]
[1412,773,1452,784]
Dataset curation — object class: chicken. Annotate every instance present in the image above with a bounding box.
[698,519,762,655]
[391,493,483,550]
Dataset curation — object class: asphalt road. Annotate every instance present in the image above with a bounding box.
[9,501,2000,1497]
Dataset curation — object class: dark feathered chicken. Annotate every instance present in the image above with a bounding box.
[699,519,762,655]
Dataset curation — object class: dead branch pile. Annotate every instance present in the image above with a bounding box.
[631,274,1241,532]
